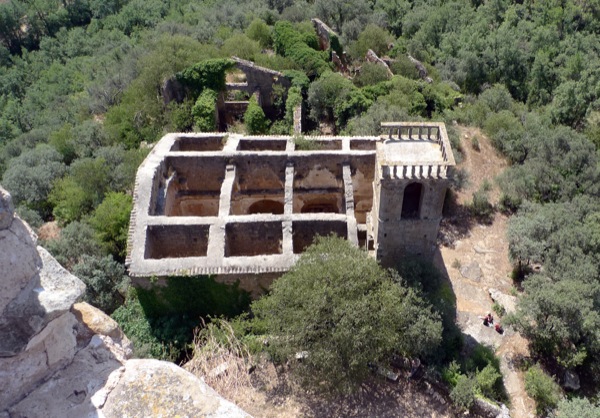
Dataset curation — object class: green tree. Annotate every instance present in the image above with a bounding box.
[192,89,218,132]
[88,192,132,260]
[250,236,442,391]
[44,221,105,269]
[349,24,392,59]
[307,71,354,122]
[1,144,66,217]
[244,95,269,134]
[354,62,391,87]
[556,398,600,418]
[246,18,272,49]
[524,365,562,415]
[73,254,130,314]
[451,375,477,411]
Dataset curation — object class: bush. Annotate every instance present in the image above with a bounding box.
[349,24,392,59]
[73,255,130,314]
[470,187,494,220]
[176,58,235,97]
[272,21,330,77]
[192,89,218,132]
[556,397,600,418]
[88,192,132,260]
[354,62,391,87]
[244,95,269,134]
[246,18,272,49]
[475,364,502,399]
[524,365,562,415]
[250,236,442,392]
[451,375,476,411]
[112,288,196,361]
[44,221,105,269]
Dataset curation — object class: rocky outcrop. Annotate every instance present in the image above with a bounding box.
[365,49,394,78]
[0,185,251,417]
[407,54,433,83]
[0,184,86,408]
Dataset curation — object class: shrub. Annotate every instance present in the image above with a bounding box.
[88,192,132,260]
[176,58,235,97]
[354,62,391,87]
[471,136,480,151]
[451,375,476,411]
[246,18,272,49]
[73,255,130,314]
[475,364,502,399]
[244,95,269,135]
[192,89,218,132]
[524,365,562,415]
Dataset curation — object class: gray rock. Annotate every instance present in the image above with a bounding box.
[0,312,79,409]
[0,246,85,356]
[460,261,483,282]
[0,186,13,229]
[563,370,580,391]
[102,359,252,418]
[488,288,517,314]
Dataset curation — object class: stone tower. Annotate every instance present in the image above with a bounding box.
[370,122,455,266]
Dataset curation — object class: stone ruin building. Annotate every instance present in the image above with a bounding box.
[126,122,455,294]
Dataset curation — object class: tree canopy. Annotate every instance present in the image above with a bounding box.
[251,236,442,391]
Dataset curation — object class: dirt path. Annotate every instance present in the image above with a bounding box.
[436,126,535,418]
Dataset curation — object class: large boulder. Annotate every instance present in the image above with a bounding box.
[0,185,86,408]
[1,185,251,417]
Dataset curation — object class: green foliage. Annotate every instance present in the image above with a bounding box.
[244,95,269,135]
[524,365,562,415]
[389,56,420,80]
[354,62,391,87]
[470,186,494,221]
[394,257,462,363]
[192,89,218,132]
[176,58,235,97]
[112,288,195,361]
[250,236,442,392]
[73,255,130,314]
[88,192,132,260]
[135,276,251,319]
[272,21,330,77]
[475,364,502,399]
[307,71,354,122]
[556,397,600,418]
[1,144,66,218]
[246,18,272,49]
[44,221,105,269]
[221,34,260,61]
[451,375,477,411]
[349,24,392,59]
[167,99,194,132]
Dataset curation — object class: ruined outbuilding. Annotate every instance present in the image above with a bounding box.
[126,123,454,294]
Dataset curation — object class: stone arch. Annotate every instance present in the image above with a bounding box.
[401,182,423,219]
[247,199,284,215]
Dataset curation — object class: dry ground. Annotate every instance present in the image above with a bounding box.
[437,125,535,418]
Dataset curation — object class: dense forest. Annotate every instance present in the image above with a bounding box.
[1,0,600,414]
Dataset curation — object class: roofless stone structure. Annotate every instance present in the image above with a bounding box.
[126,123,454,294]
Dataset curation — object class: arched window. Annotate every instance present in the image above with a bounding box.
[401,182,423,219]
[247,200,284,214]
